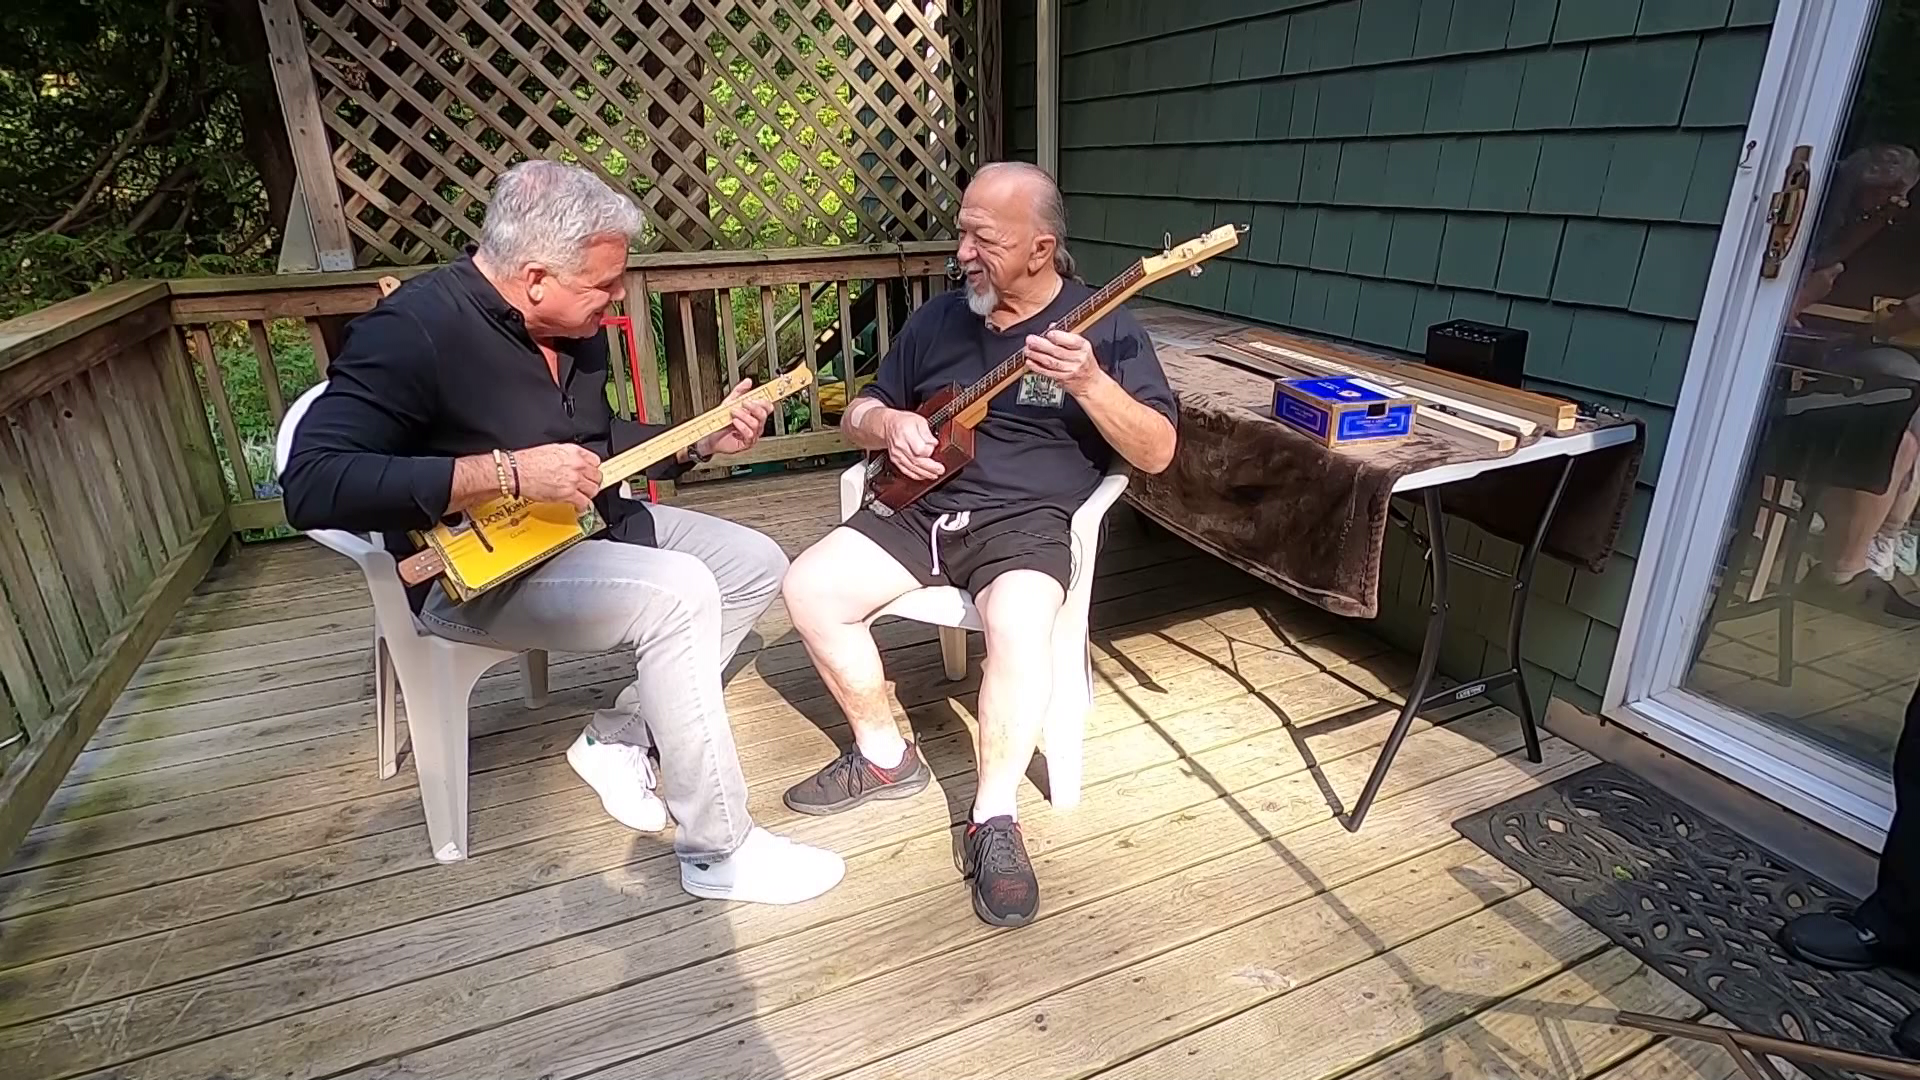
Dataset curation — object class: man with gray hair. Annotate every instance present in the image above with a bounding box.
[779,161,1178,927]
[282,159,846,905]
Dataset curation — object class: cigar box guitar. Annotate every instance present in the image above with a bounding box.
[376,268,813,601]
[858,223,1244,514]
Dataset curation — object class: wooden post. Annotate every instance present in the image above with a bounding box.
[644,1,724,427]
[258,0,356,271]
[978,0,1003,165]
[1036,0,1059,176]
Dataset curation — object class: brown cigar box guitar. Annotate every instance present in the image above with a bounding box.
[858,224,1243,516]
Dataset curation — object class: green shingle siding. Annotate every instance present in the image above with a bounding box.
[1514,49,1585,129]
[1413,0,1457,58]
[1506,0,1560,47]
[1436,214,1506,290]
[1355,0,1421,63]
[1052,0,1771,715]
[1550,221,1648,307]
[1530,134,1611,215]
[1495,217,1564,298]
[1553,1,1644,44]
[1572,37,1700,128]
[1470,135,1542,211]
[1684,30,1772,127]
[1640,0,1735,35]
[1369,65,1433,135]
[1631,225,1719,320]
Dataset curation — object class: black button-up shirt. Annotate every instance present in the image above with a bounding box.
[281,253,690,610]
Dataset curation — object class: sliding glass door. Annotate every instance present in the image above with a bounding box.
[1611,0,1914,849]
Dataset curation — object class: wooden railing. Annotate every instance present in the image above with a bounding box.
[165,241,956,532]
[0,283,232,851]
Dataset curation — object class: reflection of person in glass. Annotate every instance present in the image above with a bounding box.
[1786,144,1920,621]
[1780,147,1920,1054]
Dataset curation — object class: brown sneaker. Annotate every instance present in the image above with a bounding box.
[782,743,930,816]
[959,815,1039,927]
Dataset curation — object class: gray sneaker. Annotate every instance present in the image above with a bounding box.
[783,743,931,816]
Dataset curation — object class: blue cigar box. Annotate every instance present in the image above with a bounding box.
[1271,376,1417,447]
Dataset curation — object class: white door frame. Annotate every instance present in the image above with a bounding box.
[1604,0,1895,852]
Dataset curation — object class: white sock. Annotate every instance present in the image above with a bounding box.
[856,729,907,769]
[971,793,1017,823]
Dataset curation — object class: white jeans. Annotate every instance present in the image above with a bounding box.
[419,503,788,860]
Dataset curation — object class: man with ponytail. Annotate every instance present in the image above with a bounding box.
[777,161,1179,928]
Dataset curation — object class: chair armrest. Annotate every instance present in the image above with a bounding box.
[307,528,424,637]
[1062,469,1129,601]
[839,462,866,523]
[1071,470,1130,539]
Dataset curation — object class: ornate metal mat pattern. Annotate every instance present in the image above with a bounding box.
[1454,762,1920,1077]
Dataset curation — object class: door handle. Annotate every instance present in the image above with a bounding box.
[1762,144,1813,279]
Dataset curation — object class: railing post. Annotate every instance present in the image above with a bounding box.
[154,327,231,516]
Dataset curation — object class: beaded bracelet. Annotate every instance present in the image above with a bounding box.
[490,449,512,499]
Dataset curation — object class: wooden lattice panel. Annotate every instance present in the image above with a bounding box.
[283,0,991,265]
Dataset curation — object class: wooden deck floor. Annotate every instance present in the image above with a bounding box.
[0,469,1741,1080]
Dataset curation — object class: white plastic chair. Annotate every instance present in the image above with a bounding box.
[837,462,1128,809]
[276,382,549,863]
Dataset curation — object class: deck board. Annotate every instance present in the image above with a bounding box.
[0,467,1735,1080]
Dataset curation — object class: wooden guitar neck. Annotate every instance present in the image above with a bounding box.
[595,366,811,488]
[943,263,1148,428]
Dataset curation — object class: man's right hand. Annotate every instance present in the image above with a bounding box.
[882,409,944,481]
[513,443,603,511]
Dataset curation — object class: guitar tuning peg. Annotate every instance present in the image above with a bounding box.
[1189,265,1203,277]
[1163,231,1172,251]
[1235,223,1251,234]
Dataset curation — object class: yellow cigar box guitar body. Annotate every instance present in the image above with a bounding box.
[396,364,815,601]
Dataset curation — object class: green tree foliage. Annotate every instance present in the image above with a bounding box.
[1,0,283,318]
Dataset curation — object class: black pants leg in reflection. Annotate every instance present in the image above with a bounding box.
[1859,678,1920,952]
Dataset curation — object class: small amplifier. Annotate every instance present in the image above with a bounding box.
[1271,376,1416,447]
[1424,319,1527,387]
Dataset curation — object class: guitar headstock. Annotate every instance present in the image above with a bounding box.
[1137,224,1243,286]
[768,362,816,395]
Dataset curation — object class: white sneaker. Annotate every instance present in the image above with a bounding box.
[566,731,669,832]
[680,826,846,904]
[1868,533,1902,582]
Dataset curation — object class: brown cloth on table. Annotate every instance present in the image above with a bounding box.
[1126,342,1645,620]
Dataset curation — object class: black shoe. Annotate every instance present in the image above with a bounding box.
[1796,569,1920,622]
[959,815,1039,927]
[1897,1011,1920,1060]
[1781,911,1911,971]
[782,743,930,816]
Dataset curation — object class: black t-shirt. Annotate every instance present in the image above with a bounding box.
[858,279,1177,513]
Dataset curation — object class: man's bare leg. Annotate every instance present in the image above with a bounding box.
[955,568,1066,928]
[1823,432,1919,577]
[782,526,932,812]
[971,568,1066,820]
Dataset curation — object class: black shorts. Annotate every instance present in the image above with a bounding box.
[843,501,1076,595]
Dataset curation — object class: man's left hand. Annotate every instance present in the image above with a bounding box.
[1025,328,1106,396]
[695,378,772,458]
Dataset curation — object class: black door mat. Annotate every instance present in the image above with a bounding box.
[1453,762,1919,1076]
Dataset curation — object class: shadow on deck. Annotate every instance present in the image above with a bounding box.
[0,468,1734,1080]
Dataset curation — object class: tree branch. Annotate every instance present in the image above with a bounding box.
[127,162,202,234]
[38,0,184,238]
